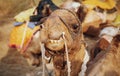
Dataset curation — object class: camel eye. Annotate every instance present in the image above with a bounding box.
[40,24,44,29]
[72,24,79,29]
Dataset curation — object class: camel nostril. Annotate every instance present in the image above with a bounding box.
[31,58,40,66]
[40,24,44,29]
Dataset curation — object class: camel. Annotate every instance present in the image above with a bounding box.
[19,8,89,76]
[21,0,81,67]
[21,0,82,67]
[86,34,120,76]
[38,9,88,76]
[90,26,119,60]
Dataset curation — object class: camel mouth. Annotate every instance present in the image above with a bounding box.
[45,37,65,51]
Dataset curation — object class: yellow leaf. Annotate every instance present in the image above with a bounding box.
[83,0,116,9]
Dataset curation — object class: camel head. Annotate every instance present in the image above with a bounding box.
[40,9,82,52]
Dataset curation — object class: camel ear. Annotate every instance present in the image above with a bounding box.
[30,0,59,22]
[30,5,53,22]
[43,4,53,16]
[77,5,88,22]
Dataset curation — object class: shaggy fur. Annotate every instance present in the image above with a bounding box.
[86,34,120,76]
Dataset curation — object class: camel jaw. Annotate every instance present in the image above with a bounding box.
[45,37,65,51]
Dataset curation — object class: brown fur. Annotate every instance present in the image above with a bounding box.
[39,9,85,76]
[90,38,110,60]
[84,26,100,37]
[86,34,120,76]
[77,5,87,22]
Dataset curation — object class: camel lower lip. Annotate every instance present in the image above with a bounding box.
[45,37,65,51]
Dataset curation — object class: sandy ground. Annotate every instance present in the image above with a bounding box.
[0,16,97,76]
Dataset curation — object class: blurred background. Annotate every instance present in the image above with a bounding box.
[0,0,66,18]
[0,0,120,76]
[0,0,38,19]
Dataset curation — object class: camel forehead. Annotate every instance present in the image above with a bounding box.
[49,9,79,23]
[43,9,81,36]
[45,15,71,33]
